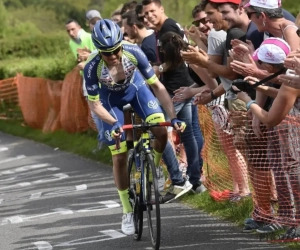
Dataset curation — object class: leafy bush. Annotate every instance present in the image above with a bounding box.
[0,53,76,80]
[0,33,69,60]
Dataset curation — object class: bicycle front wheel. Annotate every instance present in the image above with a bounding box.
[127,149,143,240]
[144,154,161,250]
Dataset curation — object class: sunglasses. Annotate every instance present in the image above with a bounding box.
[137,15,146,23]
[192,17,208,26]
[247,11,257,19]
[99,46,122,57]
[297,29,300,37]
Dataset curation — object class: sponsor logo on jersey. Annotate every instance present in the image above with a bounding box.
[87,61,96,79]
[148,100,158,109]
[87,84,99,91]
[105,130,113,141]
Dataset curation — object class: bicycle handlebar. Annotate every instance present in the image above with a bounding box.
[114,122,172,150]
[122,121,172,130]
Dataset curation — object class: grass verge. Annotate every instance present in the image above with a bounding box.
[0,119,299,248]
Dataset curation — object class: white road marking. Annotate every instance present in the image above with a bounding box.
[30,192,42,199]
[101,229,126,239]
[46,167,60,171]
[44,184,87,196]
[0,163,51,176]
[55,230,126,247]
[32,173,69,184]
[15,163,51,173]
[0,155,26,164]
[1,216,24,225]
[77,200,120,213]
[0,177,15,183]
[34,241,53,250]
[1,184,87,204]
[0,182,31,190]
[0,147,8,152]
[99,200,120,208]
[76,184,87,191]
[1,208,73,225]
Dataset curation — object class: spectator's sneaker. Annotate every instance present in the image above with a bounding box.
[191,182,207,194]
[156,166,165,192]
[121,212,135,236]
[159,192,176,204]
[256,223,283,234]
[280,227,300,240]
[244,218,254,225]
[243,220,264,233]
[160,179,193,204]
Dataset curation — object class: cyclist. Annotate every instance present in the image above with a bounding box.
[84,19,192,236]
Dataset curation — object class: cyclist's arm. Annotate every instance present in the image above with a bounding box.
[150,80,177,120]
[84,55,117,125]
[134,47,177,120]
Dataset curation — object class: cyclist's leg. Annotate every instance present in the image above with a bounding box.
[100,92,134,235]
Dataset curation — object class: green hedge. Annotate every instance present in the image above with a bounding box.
[0,33,70,60]
[0,54,76,80]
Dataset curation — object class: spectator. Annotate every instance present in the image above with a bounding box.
[85,9,102,30]
[120,1,138,15]
[65,19,95,96]
[135,2,156,30]
[122,10,156,62]
[245,0,299,50]
[142,0,206,193]
[181,0,250,198]
[235,37,300,239]
[111,9,122,23]
[85,9,102,25]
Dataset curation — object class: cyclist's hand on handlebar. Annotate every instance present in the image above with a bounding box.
[110,121,123,138]
[171,118,186,133]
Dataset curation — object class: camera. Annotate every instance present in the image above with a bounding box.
[229,79,253,94]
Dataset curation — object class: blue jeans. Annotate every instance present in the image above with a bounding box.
[191,104,204,175]
[162,141,184,185]
[163,99,200,185]
[91,111,104,142]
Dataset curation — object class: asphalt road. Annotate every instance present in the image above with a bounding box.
[0,132,287,250]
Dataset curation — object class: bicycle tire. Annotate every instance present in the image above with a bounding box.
[127,149,143,240]
[145,153,161,250]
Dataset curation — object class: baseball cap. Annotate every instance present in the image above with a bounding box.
[252,37,290,64]
[210,0,241,4]
[86,10,102,21]
[244,0,281,9]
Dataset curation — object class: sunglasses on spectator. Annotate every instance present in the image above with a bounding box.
[99,46,122,57]
[247,11,257,19]
[297,29,300,37]
[192,17,208,26]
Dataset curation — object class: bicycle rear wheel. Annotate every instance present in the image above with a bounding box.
[127,149,143,240]
[144,154,161,250]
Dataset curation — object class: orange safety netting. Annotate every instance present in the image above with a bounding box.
[0,77,18,105]
[198,104,300,227]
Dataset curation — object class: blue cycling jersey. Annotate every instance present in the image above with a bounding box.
[83,41,158,101]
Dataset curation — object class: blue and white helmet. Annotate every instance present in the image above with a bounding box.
[91,19,123,51]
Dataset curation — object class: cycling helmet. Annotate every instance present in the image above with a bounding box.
[92,19,123,51]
